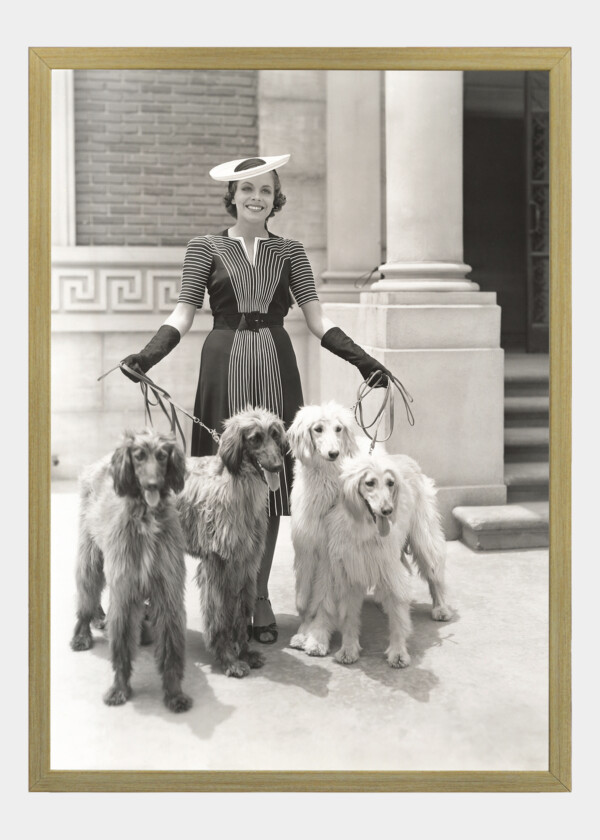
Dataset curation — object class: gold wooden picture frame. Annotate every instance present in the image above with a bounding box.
[29,47,571,793]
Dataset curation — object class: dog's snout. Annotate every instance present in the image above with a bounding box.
[381,505,393,517]
[328,451,339,460]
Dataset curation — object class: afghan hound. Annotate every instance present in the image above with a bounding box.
[70,430,192,712]
[293,451,452,668]
[287,402,359,648]
[175,407,286,678]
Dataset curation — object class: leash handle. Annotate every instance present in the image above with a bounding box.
[352,369,415,450]
[97,364,221,450]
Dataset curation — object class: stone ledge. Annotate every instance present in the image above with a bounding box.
[453,502,549,551]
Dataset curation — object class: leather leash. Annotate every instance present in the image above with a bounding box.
[351,370,415,453]
[97,364,221,452]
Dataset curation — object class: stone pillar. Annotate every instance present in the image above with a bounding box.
[376,71,476,291]
[51,70,76,247]
[322,71,505,538]
[319,71,383,303]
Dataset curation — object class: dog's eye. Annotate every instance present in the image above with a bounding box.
[365,478,376,487]
[248,432,263,444]
[334,425,342,433]
[133,449,146,461]
[313,425,323,434]
[386,479,395,487]
[270,428,280,440]
[155,450,167,461]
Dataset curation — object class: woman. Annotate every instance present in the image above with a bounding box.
[121,155,393,644]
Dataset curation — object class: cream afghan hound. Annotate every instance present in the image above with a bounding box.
[287,402,359,647]
[292,451,453,667]
[70,430,192,712]
[175,407,286,678]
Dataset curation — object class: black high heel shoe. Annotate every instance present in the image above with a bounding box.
[251,596,278,645]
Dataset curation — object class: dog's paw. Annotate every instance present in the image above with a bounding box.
[244,650,265,669]
[70,633,93,651]
[165,692,193,713]
[304,639,329,657]
[387,650,411,669]
[432,604,453,622]
[224,660,251,678]
[334,647,360,665]
[103,685,131,706]
[289,633,307,650]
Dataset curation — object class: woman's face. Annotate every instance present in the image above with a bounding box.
[232,172,275,224]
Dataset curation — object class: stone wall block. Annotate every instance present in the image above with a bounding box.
[51,333,103,412]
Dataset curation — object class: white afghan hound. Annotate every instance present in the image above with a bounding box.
[291,451,453,667]
[287,402,359,646]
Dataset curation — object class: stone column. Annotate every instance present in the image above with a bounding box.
[322,71,506,538]
[319,71,383,303]
[376,71,476,291]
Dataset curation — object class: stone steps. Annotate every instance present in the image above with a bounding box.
[504,461,549,501]
[504,395,549,427]
[452,353,549,550]
[504,426,549,461]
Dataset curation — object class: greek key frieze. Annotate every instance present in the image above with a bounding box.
[51,267,182,313]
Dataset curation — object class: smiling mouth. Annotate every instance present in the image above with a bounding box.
[246,204,264,211]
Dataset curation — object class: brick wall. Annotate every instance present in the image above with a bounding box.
[74,70,259,246]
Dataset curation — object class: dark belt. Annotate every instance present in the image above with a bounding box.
[213,312,284,332]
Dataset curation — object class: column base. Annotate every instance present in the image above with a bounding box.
[319,269,380,302]
[373,261,479,292]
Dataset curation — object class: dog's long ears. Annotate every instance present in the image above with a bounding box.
[287,416,313,462]
[111,436,137,497]
[341,470,367,522]
[219,418,244,474]
[341,422,359,458]
[167,443,187,494]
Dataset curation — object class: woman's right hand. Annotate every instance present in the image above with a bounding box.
[119,324,181,382]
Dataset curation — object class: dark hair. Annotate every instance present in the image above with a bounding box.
[223,157,287,220]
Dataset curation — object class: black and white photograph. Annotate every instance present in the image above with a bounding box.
[42,59,559,778]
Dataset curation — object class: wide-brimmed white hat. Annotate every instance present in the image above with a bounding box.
[209,154,290,182]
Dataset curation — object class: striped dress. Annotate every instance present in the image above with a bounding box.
[178,230,319,516]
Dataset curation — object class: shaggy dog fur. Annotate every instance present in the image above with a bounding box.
[175,407,286,678]
[287,402,359,644]
[70,430,192,712]
[291,451,451,668]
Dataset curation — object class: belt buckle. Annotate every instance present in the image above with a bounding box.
[239,311,261,332]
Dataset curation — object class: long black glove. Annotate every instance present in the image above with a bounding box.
[321,327,393,388]
[120,324,181,382]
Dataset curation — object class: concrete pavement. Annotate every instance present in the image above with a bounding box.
[50,487,548,772]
